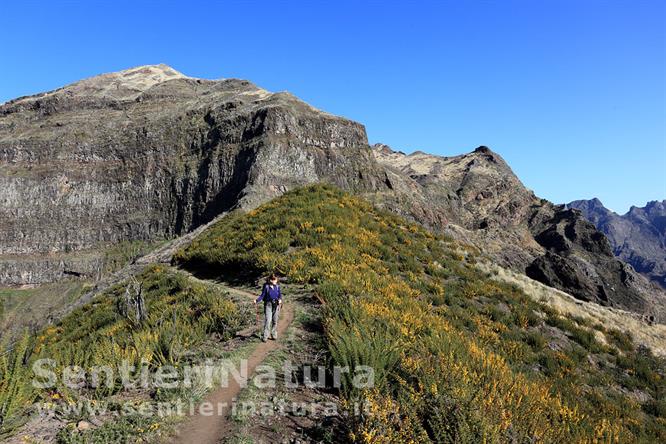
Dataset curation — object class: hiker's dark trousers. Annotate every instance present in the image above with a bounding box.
[263,300,280,340]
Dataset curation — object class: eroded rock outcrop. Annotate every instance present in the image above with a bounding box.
[371,144,665,321]
[527,208,660,317]
[0,65,388,284]
[568,198,666,289]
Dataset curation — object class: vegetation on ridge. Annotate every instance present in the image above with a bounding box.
[1,184,664,442]
[0,267,248,440]
[176,184,666,443]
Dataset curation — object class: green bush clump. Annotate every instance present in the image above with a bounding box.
[525,331,547,351]
[607,328,634,352]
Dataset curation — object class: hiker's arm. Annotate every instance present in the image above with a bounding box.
[278,286,282,304]
[255,285,266,303]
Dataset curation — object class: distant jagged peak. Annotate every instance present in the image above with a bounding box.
[371,143,408,157]
[637,199,666,213]
[627,200,666,220]
[568,197,611,213]
[371,143,396,155]
[570,198,666,219]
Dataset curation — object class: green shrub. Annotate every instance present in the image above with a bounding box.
[0,333,35,437]
[525,331,547,351]
[606,328,634,352]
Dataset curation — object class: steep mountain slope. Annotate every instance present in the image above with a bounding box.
[0,64,388,284]
[175,185,666,443]
[372,144,665,321]
[0,64,663,322]
[568,198,666,289]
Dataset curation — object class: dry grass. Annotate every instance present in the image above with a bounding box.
[478,261,666,356]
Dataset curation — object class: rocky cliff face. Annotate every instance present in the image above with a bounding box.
[371,145,665,321]
[568,198,666,289]
[1,64,663,321]
[0,65,388,284]
[370,144,545,268]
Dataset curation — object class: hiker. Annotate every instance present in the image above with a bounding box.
[254,274,282,342]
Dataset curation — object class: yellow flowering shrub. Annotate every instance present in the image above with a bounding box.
[0,266,247,436]
[177,184,666,443]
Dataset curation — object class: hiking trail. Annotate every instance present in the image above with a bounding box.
[172,275,296,444]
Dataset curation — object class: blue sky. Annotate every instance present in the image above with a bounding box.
[1,1,664,213]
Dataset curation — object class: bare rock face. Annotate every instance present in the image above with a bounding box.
[0,65,387,284]
[527,208,662,319]
[371,144,666,321]
[371,144,548,268]
[568,198,666,289]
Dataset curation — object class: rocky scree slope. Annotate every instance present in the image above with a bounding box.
[568,198,666,289]
[0,64,663,321]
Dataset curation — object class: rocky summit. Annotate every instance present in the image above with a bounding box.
[0,65,388,284]
[568,198,666,290]
[1,65,664,321]
[371,145,665,321]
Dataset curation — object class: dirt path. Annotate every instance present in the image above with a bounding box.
[172,285,295,444]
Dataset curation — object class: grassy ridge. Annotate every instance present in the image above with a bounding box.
[0,266,246,440]
[176,184,666,443]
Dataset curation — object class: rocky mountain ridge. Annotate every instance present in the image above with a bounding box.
[0,64,388,284]
[371,145,664,321]
[1,64,663,321]
[568,198,666,289]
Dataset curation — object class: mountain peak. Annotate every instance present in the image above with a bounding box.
[569,197,666,289]
[62,64,190,99]
[2,64,192,107]
[110,63,187,81]
[588,198,609,211]
[567,198,610,214]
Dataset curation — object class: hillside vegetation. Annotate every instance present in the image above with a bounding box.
[176,184,666,443]
[0,267,248,440]
[0,240,162,342]
[1,184,664,443]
